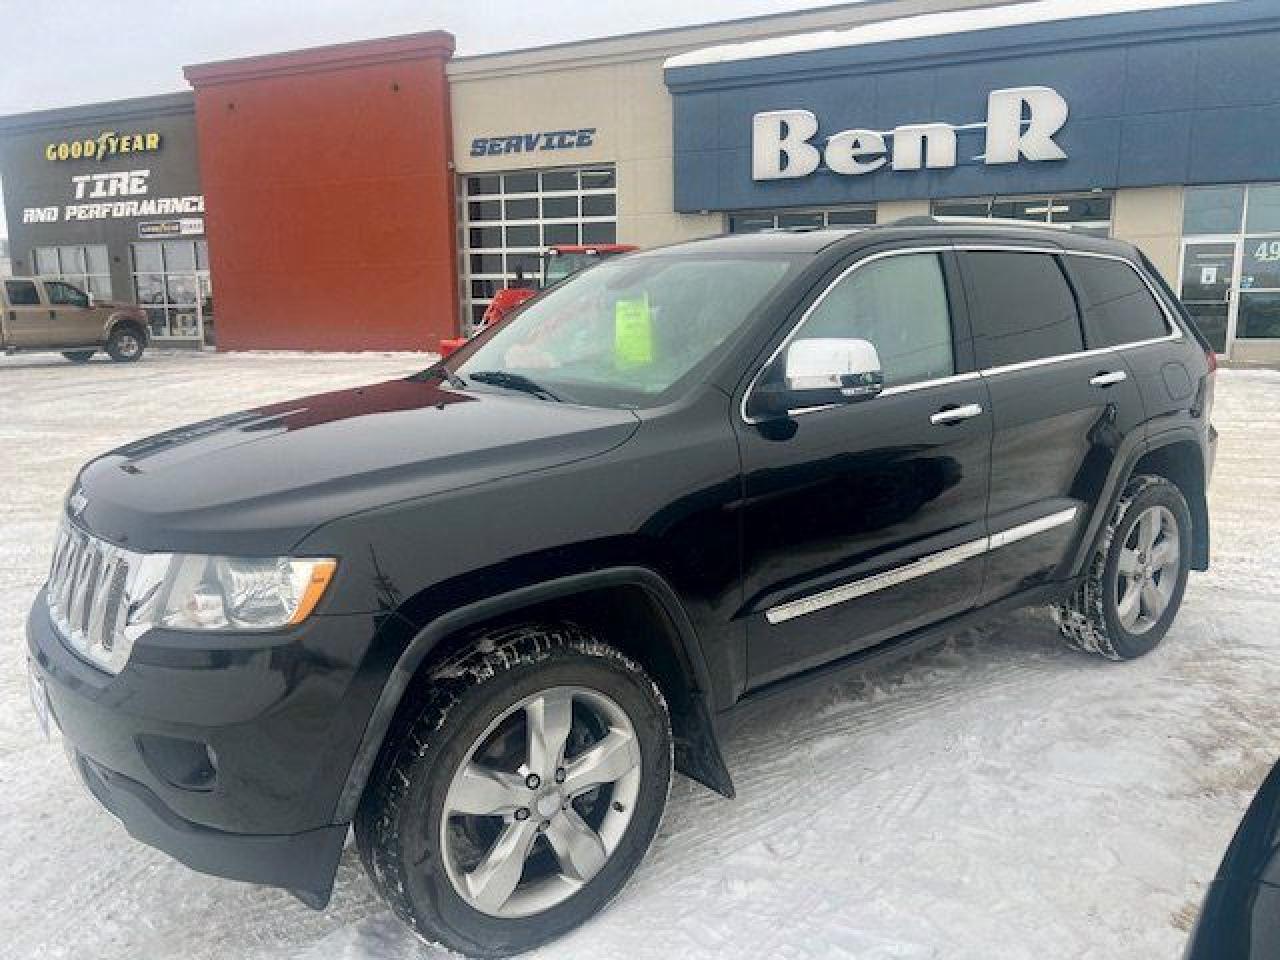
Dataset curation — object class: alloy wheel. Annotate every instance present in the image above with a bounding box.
[439,685,642,918]
[1113,504,1181,634]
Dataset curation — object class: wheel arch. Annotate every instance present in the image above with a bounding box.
[106,313,148,342]
[1071,428,1210,577]
[333,566,734,823]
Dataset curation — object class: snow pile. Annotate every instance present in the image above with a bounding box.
[665,0,1231,69]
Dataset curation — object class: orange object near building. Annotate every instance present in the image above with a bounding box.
[184,33,457,351]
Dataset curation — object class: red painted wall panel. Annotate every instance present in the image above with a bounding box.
[185,33,456,351]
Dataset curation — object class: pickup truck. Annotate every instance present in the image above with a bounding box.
[1,277,148,363]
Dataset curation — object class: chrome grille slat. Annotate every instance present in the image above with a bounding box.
[46,518,135,672]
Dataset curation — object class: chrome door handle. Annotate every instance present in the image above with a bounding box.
[1089,370,1128,387]
[930,403,983,425]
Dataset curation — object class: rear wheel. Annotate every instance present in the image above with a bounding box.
[1053,475,1192,660]
[355,623,672,958]
[105,325,144,362]
[61,350,94,363]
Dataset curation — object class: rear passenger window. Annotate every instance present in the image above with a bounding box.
[1063,256,1169,347]
[4,280,40,306]
[964,252,1083,368]
[794,252,954,388]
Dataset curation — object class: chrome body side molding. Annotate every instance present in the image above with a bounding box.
[765,507,1078,624]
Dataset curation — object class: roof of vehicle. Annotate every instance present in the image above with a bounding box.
[641,218,1138,259]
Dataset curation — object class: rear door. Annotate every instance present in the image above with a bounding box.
[959,247,1145,603]
[43,281,100,346]
[736,248,993,688]
[2,279,51,347]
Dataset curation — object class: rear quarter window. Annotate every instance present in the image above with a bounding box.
[1063,256,1170,347]
[963,251,1084,368]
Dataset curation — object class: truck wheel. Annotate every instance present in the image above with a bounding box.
[61,351,94,363]
[106,325,144,362]
[355,623,672,958]
[1052,475,1193,660]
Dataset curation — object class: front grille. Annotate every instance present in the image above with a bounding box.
[47,519,133,665]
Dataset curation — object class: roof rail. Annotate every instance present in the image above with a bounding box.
[890,215,1081,232]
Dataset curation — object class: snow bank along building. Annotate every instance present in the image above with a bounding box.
[2,0,1279,364]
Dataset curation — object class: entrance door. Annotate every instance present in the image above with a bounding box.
[1179,239,1238,355]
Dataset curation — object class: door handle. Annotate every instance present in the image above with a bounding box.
[1089,370,1128,387]
[930,403,983,425]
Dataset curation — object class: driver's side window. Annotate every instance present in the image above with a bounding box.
[794,252,955,389]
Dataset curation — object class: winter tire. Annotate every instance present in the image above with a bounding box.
[61,350,94,363]
[354,622,672,958]
[105,325,145,362]
[1053,474,1193,660]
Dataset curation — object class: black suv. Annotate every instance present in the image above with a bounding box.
[26,222,1217,957]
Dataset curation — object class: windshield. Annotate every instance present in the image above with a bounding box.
[543,253,592,286]
[453,253,799,408]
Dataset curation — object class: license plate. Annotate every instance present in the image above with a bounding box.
[27,666,52,740]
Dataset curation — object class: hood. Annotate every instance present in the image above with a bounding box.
[72,376,640,554]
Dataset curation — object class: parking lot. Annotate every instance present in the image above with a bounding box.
[1,350,1277,960]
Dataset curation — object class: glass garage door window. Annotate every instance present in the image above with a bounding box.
[32,244,112,298]
[461,165,618,332]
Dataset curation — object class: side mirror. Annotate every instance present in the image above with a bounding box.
[752,337,884,418]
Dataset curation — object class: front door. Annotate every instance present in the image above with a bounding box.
[1179,239,1238,355]
[736,249,991,689]
[43,280,100,347]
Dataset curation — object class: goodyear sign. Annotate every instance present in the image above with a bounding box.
[45,131,162,162]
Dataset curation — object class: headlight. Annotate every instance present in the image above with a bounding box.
[135,555,338,632]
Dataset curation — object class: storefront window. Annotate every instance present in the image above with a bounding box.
[131,239,212,341]
[32,244,112,299]
[1183,186,1245,235]
[1182,184,1280,350]
[1245,184,1280,234]
[727,206,875,233]
[932,193,1113,235]
[460,164,618,332]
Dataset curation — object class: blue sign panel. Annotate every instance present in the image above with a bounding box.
[665,1,1280,212]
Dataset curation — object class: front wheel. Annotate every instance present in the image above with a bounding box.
[355,623,672,958]
[105,325,145,362]
[1053,475,1193,660]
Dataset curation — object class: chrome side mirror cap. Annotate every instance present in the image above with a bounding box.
[752,337,884,419]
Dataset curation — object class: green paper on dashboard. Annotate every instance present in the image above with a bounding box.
[614,296,654,369]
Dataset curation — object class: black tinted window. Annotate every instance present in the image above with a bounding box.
[965,252,1083,367]
[4,280,40,306]
[1064,256,1169,347]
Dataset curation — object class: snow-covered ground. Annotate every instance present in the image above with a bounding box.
[0,350,1277,960]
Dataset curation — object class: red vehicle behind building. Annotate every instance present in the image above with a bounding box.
[439,243,637,356]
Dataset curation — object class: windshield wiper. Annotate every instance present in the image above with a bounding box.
[467,370,561,402]
[413,364,467,389]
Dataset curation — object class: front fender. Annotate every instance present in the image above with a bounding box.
[331,565,731,822]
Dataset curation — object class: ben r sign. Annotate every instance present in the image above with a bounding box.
[753,86,1068,180]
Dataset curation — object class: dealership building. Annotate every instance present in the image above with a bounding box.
[3,0,1280,363]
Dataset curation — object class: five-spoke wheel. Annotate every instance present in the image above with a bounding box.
[355,623,671,958]
[440,686,643,917]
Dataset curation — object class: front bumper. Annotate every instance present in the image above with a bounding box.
[74,749,346,903]
[26,587,402,899]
